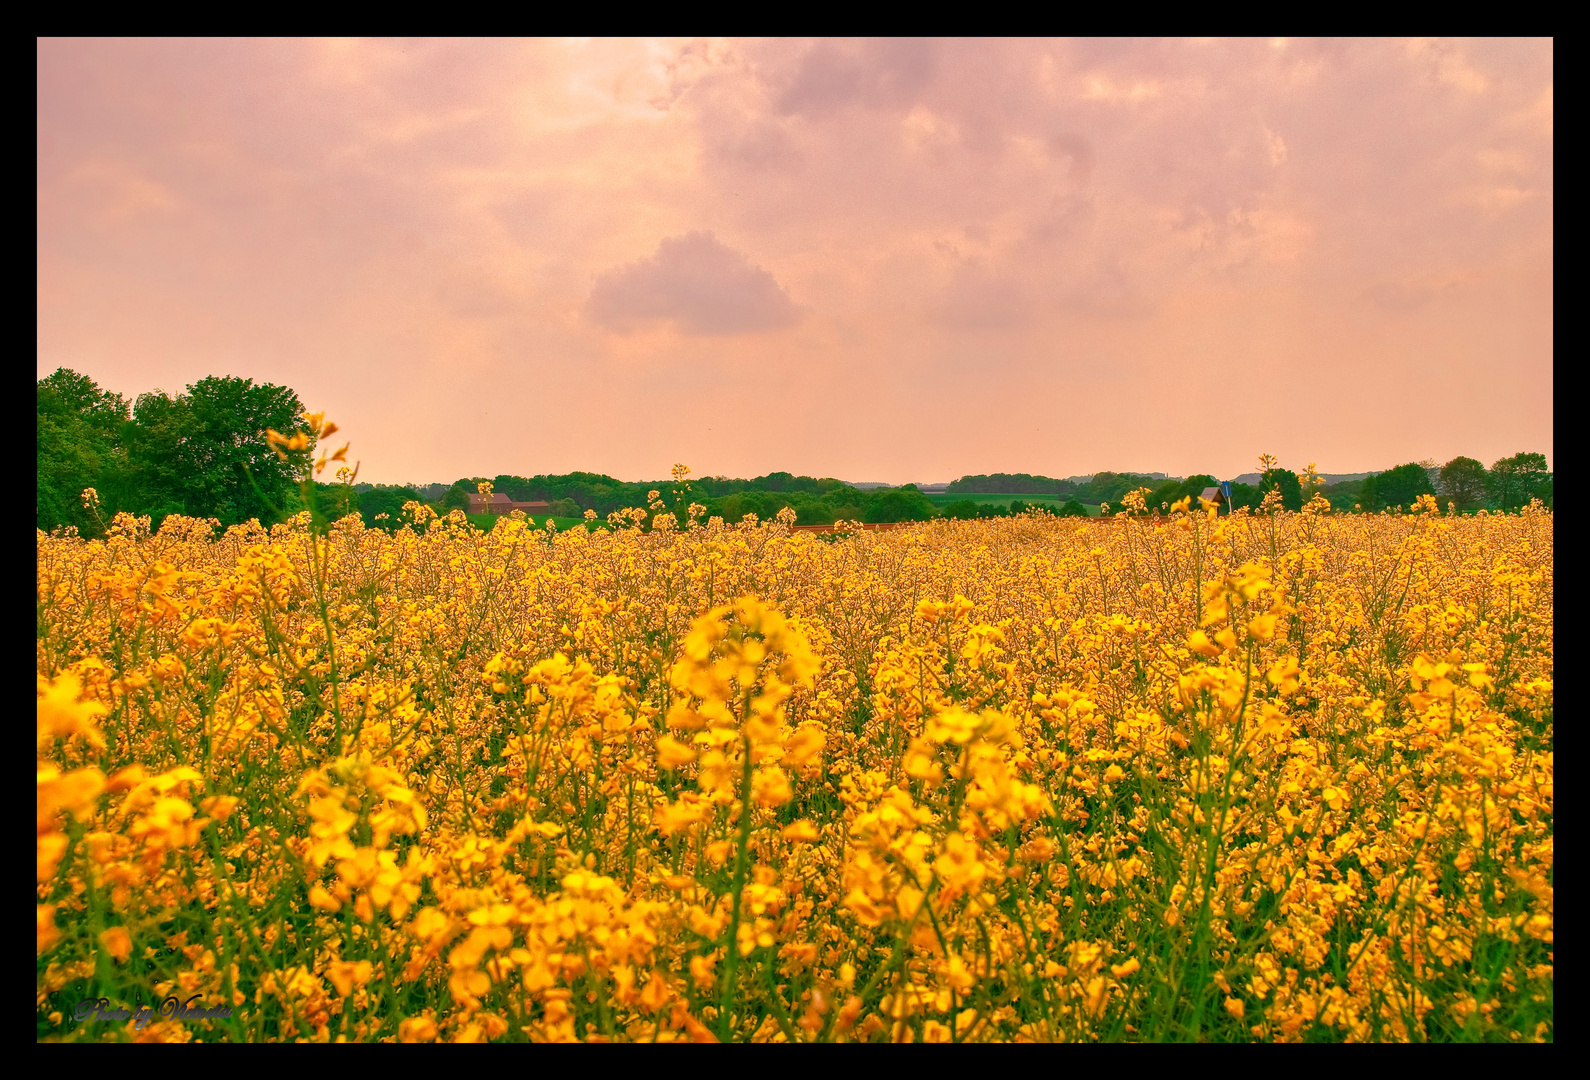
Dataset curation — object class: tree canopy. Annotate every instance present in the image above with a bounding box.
[1439,457,1489,512]
[1488,452,1551,510]
[946,473,1076,495]
[1260,468,1304,512]
[1361,462,1437,511]
[37,368,307,534]
[37,369,132,534]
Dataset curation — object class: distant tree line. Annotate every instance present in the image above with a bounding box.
[40,368,1551,535]
[1220,456,1551,514]
[458,472,937,527]
[945,471,1175,504]
[940,498,1092,520]
[947,473,1075,495]
[410,453,1550,529]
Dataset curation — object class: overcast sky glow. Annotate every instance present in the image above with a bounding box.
[37,38,1552,485]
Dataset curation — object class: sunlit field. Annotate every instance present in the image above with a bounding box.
[38,476,1553,1041]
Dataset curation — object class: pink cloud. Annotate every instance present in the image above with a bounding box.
[929,264,1033,332]
[587,232,799,335]
[37,38,1552,484]
[774,38,938,118]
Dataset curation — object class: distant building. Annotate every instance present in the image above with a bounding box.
[467,493,552,516]
[1200,487,1222,504]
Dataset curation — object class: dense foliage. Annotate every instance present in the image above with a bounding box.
[1483,454,1552,512]
[946,474,1078,496]
[435,472,936,528]
[38,369,308,535]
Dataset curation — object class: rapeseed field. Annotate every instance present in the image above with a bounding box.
[37,448,1552,1041]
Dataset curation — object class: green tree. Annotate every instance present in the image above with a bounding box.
[1322,477,1368,510]
[1227,482,1262,511]
[1169,475,1219,505]
[1488,452,1551,510]
[356,486,420,531]
[123,377,306,528]
[945,473,1069,495]
[1080,471,1157,504]
[1056,499,1089,518]
[1259,468,1303,512]
[793,503,836,526]
[37,367,130,428]
[315,480,358,522]
[827,500,865,523]
[1361,462,1436,511]
[1148,479,1182,510]
[36,369,132,533]
[39,368,310,531]
[124,390,195,525]
[864,489,935,523]
[182,375,306,525]
[1438,456,1488,512]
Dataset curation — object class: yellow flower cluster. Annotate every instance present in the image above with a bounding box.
[37,496,1552,1041]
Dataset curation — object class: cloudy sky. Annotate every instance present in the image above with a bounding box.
[38,38,1552,485]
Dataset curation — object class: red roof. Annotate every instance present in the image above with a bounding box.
[468,493,552,513]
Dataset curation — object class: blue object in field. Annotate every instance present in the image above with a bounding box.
[1220,481,1231,499]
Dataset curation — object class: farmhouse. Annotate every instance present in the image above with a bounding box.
[467,492,552,516]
